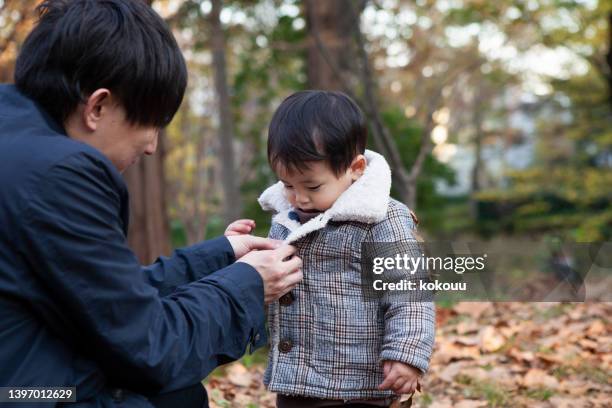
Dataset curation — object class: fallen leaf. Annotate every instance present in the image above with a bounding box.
[454,400,488,408]
[456,321,480,335]
[438,361,468,383]
[226,363,252,387]
[586,320,607,337]
[453,302,491,319]
[428,397,453,408]
[480,326,506,352]
[522,368,559,389]
[508,348,535,363]
[548,395,591,408]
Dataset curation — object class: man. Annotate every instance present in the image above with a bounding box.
[0,0,302,406]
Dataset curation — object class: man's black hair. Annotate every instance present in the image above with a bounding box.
[14,0,187,128]
[268,90,367,176]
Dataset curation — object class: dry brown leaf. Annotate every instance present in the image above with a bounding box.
[587,319,607,337]
[452,302,491,319]
[454,400,488,408]
[451,335,480,346]
[480,326,506,352]
[438,361,469,383]
[508,348,536,363]
[548,395,591,408]
[460,367,490,382]
[433,341,481,364]
[558,379,597,396]
[428,397,453,408]
[226,363,252,387]
[578,338,599,351]
[522,368,559,389]
[456,321,480,335]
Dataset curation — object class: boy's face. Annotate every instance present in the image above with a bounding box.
[276,155,366,213]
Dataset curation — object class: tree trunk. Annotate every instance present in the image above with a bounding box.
[210,0,242,225]
[606,12,612,109]
[305,0,355,90]
[123,0,171,263]
[470,87,484,219]
[124,135,171,263]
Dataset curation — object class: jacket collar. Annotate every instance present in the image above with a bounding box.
[258,149,392,243]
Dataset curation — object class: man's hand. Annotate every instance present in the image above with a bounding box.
[225,219,256,236]
[378,360,422,395]
[226,234,282,259]
[237,245,303,304]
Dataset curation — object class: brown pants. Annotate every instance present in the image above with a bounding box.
[276,394,396,408]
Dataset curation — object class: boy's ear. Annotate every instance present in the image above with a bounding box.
[82,88,112,131]
[350,154,367,181]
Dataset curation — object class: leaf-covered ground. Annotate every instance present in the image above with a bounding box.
[205,302,611,407]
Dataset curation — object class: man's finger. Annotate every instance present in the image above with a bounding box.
[283,269,303,287]
[283,255,302,272]
[246,236,283,250]
[275,244,297,258]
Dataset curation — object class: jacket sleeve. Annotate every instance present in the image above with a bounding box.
[19,152,265,393]
[369,203,436,374]
[142,236,237,296]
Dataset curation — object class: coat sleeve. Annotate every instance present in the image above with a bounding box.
[19,152,265,393]
[368,203,436,374]
[142,236,237,296]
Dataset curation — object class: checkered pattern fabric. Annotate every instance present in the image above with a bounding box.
[263,199,436,400]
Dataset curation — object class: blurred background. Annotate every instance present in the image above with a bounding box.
[1,0,610,259]
[1,1,610,407]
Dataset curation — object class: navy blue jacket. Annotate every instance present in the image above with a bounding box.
[0,84,266,407]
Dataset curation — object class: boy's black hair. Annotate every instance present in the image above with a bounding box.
[14,0,187,128]
[268,90,367,176]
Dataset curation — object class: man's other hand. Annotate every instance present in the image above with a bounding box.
[237,245,303,304]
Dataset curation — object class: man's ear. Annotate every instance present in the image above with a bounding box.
[82,88,112,131]
[350,154,367,181]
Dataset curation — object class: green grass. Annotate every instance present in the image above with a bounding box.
[455,374,511,407]
[419,392,433,406]
[525,388,555,401]
[241,346,269,368]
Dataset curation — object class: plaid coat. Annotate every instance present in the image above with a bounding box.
[258,150,436,400]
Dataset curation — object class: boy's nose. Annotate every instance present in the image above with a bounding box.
[296,194,309,205]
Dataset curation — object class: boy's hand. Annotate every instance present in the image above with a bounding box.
[225,219,256,236]
[378,361,422,395]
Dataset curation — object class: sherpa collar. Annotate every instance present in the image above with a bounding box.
[258,149,392,243]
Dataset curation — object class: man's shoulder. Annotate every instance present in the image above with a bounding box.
[0,86,125,215]
[0,85,117,180]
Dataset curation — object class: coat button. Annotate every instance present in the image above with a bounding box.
[279,292,295,306]
[278,339,293,353]
[254,333,261,342]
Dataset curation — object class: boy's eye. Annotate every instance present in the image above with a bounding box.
[307,185,322,191]
[284,184,294,190]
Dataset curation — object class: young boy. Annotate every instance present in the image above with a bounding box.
[226,91,436,407]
